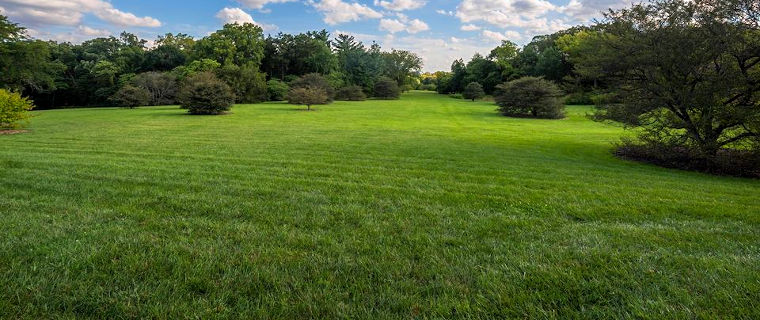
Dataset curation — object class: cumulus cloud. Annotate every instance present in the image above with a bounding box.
[215,7,278,31]
[482,29,521,42]
[561,0,630,21]
[309,0,383,25]
[0,0,161,27]
[456,0,556,26]
[379,15,428,34]
[235,0,297,10]
[374,0,426,11]
[460,24,480,31]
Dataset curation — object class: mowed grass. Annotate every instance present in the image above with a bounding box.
[1,91,758,318]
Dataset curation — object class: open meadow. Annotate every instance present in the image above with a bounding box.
[1,91,758,318]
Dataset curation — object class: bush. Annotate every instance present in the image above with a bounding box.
[373,77,400,99]
[0,89,34,129]
[463,82,485,101]
[419,84,436,91]
[335,85,366,101]
[448,93,464,99]
[564,91,593,105]
[109,85,150,109]
[267,79,289,101]
[216,63,267,103]
[494,77,565,119]
[178,72,235,115]
[288,86,328,111]
[290,73,334,102]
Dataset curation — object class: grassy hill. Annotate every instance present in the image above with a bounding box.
[1,91,758,318]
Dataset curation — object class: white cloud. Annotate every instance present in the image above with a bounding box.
[379,19,406,33]
[374,0,426,11]
[0,0,161,28]
[460,24,480,31]
[77,25,111,37]
[309,0,383,25]
[482,29,521,42]
[235,0,297,10]
[215,7,278,31]
[406,19,429,33]
[379,16,428,34]
[436,9,454,16]
[561,0,630,21]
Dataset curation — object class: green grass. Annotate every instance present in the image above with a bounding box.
[1,91,758,318]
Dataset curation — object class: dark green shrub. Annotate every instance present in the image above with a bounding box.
[495,77,565,119]
[288,86,328,111]
[373,77,400,99]
[463,82,485,101]
[267,79,289,101]
[109,85,150,109]
[564,91,593,105]
[335,85,366,101]
[0,89,34,129]
[178,72,235,115]
[290,73,334,102]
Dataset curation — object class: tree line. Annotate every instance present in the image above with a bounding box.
[0,16,422,109]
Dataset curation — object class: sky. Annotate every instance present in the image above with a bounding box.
[0,0,634,72]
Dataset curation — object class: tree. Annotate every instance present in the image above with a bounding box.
[193,23,265,67]
[335,85,366,101]
[586,0,760,157]
[290,73,334,101]
[463,82,485,101]
[288,86,328,110]
[178,72,235,115]
[495,77,565,119]
[373,77,400,99]
[0,89,34,129]
[216,63,267,103]
[0,16,63,94]
[132,72,178,105]
[267,79,289,101]
[110,85,150,108]
[381,49,422,87]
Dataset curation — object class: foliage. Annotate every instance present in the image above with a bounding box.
[132,72,177,105]
[381,49,423,87]
[287,86,328,110]
[335,85,366,101]
[192,23,265,67]
[462,82,485,101]
[0,89,34,129]
[216,63,267,103]
[583,0,760,156]
[109,85,150,109]
[267,79,289,101]
[419,84,436,91]
[373,77,400,99]
[178,72,235,115]
[290,73,334,102]
[495,77,565,119]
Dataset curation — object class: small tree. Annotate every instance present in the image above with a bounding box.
[178,72,235,115]
[495,77,565,119]
[267,79,289,101]
[335,85,366,101]
[290,73,334,102]
[463,82,485,101]
[0,89,34,129]
[373,77,400,99]
[288,86,328,111]
[109,85,150,109]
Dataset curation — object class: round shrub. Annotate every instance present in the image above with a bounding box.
[495,77,565,119]
[0,89,34,129]
[178,72,235,115]
[463,82,485,101]
[290,73,334,102]
[267,79,289,101]
[109,85,150,108]
[335,85,366,101]
[288,86,329,111]
[373,77,400,100]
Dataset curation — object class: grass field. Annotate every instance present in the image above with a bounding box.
[1,91,758,318]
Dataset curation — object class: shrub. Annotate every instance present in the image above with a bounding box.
[267,79,289,101]
[288,86,328,111]
[0,89,34,129]
[494,77,565,119]
[419,84,436,91]
[373,77,400,99]
[216,63,267,103]
[335,85,366,101]
[564,91,593,105]
[178,72,235,115]
[290,73,334,102]
[462,82,485,101]
[109,85,150,109]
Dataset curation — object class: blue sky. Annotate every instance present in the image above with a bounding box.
[0,0,631,71]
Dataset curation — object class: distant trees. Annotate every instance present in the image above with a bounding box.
[495,77,564,119]
[178,73,235,115]
[373,77,400,99]
[335,85,366,101]
[463,82,485,101]
[132,72,177,105]
[0,89,34,129]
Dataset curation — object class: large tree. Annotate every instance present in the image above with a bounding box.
[583,0,760,156]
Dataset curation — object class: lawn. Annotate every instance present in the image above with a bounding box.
[1,91,758,318]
